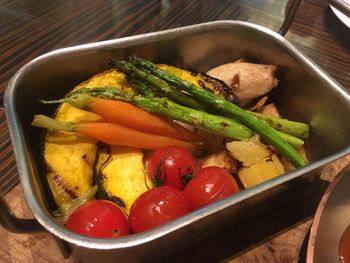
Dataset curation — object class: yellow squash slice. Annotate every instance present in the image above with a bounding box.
[95,146,153,214]
[44,70,133,208]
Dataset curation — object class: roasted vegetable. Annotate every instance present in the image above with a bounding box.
[119,58,306,167]
[41,94,200,142]
[156,63,239,104]
[112,58,204,110]
[94,145,153,214]
[206,60,278,106]
[237,154,285,188]
[250,111,309,140]
[226,136,285,188]
[43,70,134,208]
[226,136,271,167]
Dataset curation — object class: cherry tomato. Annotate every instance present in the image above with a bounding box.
[129,186,192,233]
[66,200,129,238]
[183,167,239,209]
[147,145,196,190]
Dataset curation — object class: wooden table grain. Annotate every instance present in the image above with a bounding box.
[0,0,349,262]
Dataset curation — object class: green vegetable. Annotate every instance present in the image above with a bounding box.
[129,78,156,97]
[250,111,309,140]
[127,57,307,167]
[115,61,205,110]
[129,80,304,149]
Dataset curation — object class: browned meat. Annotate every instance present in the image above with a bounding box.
[207,61,278,106]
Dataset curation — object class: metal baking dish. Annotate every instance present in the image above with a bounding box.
[2,20,350,262]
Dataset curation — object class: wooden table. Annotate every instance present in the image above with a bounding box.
[0,0,349,262]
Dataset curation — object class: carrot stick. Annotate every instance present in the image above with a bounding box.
[41,94,201,142]
[32,115,196,150]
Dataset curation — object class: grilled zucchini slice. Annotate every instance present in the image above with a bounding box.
[44,70,134,208]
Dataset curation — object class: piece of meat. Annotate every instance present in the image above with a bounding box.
[207,61,278,106]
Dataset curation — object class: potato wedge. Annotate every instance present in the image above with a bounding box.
[226,136,271,167]
[238,154,285,188]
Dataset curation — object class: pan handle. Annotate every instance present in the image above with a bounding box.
[0,103,71,258]
[0,191,44,233]
[0,191,71,258]
[278,0,302,36]
[0,102,42,233]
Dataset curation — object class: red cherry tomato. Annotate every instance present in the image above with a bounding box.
[129,186,192,233]
[147,145,196,190]
[183,167,239,210]
[66,200,129,238]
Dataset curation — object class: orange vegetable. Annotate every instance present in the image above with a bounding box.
[63,94,200,142]
[32,115,196,150]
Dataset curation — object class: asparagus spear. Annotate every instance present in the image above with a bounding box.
[250,112,309,139]
[129,79,304,149]
[113,61,206,111]
[129,78,156,97]
[129,55,309,140]
[127,57,307,167]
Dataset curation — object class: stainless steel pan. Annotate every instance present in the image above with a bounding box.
[2,12,350,263]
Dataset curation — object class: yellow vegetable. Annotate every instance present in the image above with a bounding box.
[44,70,134,208]
[226,135,285,188]
[238,154,285,188]
[157,64,204,87]
[157,64,238,103]
[226,136,270,167]
[95,146,153,214]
